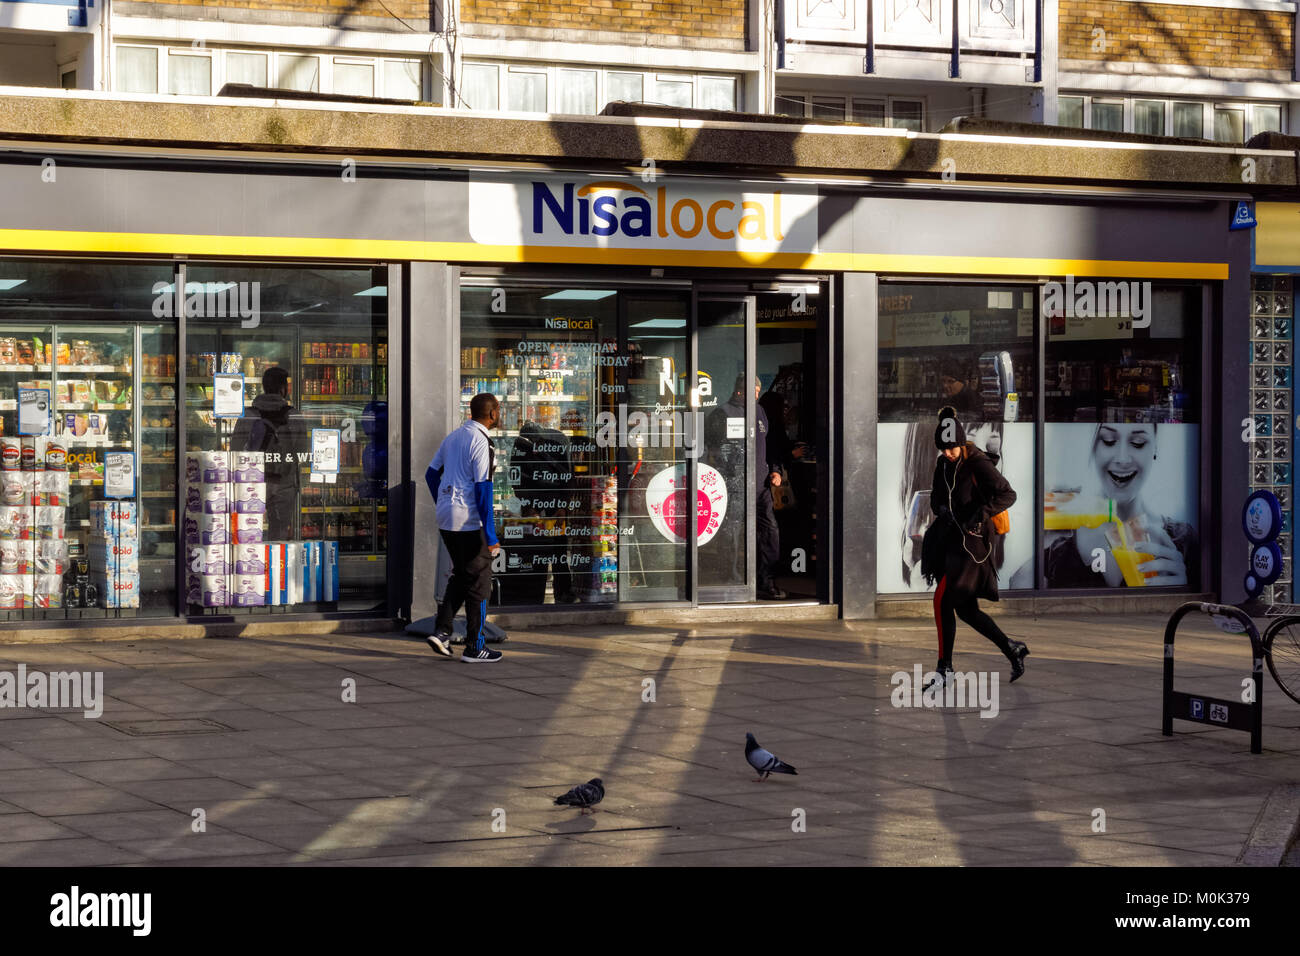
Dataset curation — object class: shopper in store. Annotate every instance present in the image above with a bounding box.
[424,392,503,663]
[940,361,980,417]
[231,366,306,539]
[920,406,1029,688]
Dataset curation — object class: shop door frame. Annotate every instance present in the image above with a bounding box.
[692,289,757,605]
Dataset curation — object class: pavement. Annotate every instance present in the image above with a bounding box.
[0,610,1297,867]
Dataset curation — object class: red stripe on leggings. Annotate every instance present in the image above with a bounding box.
[933,575,947,660]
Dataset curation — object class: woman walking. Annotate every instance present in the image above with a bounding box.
[921,406,1029,687]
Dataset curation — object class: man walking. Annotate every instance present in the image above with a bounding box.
[425,393,502,663]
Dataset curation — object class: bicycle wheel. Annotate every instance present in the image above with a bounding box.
[1264,615,1300,706]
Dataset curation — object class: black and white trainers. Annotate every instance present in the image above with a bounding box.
[425,631,455,659]
[462,646,502,664]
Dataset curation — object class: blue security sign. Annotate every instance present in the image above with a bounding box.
[1230,200,1257,231]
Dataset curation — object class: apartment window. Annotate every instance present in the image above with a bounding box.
[227,51,267,88]
[1058,96,1083,128]
[1214,106,1246,144]
[333,60,374,97]
[853,98,886,126]
[1134,99,1164,137]
[608,72,643,105]
[557,69,597,115]
[507,68,547,113]
[653,76,693,108]
[1091,101,1124,132]
[1172,102,1203,139]
[168,52,212,96]
[811,96,846,121]
[462,63,499,111]
[698,75,737,111]
[890,100,923,132]
[776,94,806,117]
[1255,104,1283,136]
[117,46,158,94]
[384,60,422,101]
[279,54,320,93]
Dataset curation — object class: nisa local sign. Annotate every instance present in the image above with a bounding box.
[469,175,819,257]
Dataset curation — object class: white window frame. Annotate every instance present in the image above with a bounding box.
[778,91,927,130]
[504,64,549,113]
[164,46,214,97]
[331,56,376,98]
[1065,94,1286,141]
[114,44,163,95]
[381,59,425,101]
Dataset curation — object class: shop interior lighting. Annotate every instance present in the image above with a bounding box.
[629,318,686,329]
[540,290,617,301]
[0,280,25,291]
[355,286,388,296]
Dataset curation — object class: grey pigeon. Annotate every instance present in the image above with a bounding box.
[554,778,605,814]
[745,733,797,781]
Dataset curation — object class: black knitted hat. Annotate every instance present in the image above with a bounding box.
[935,405,966,450]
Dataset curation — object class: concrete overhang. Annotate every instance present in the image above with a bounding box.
[0,86,1293,191]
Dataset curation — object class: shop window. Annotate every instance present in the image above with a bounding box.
[0,260,176,619]
[278,54,320,93]
[116,47,158,94]
[1057,96,1083,129]
[811,97,846,121]
[462,63,499,111]
[1134,100,1164,137]
[698,75,737,112]
[227,51,268,88]
[557,69,598,115]
[183,266,389,614]
[1172,102,1203,139]
[876,283,1038,596]
[333,60,374,98]
[507,68,548,113]
[1043,283,1201,592]
[167,52,211,96]
[459,285,690,605]
[608,72,643,106]
[384,60,422,101]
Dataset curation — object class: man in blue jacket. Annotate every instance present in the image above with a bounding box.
[425,393,502,662]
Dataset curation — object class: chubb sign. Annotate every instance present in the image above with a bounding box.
[469,176,819,254]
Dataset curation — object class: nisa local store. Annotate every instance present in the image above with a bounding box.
[0,90,1276,631]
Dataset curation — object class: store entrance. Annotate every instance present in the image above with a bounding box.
[695,295,756,603]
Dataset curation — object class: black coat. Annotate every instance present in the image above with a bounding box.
[921,443,1016,602]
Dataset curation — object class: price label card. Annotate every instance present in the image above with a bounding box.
[726,417,744,439]
[213,374,245,418]
[104,451,135,499]
[312,428,341,475]
[18,388,50,436]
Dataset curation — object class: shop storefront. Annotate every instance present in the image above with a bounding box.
[0,101,1261,627]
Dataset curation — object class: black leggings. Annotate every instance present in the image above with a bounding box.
[933,575,1014,668]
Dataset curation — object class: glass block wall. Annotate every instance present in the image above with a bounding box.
[1250,275,1294,605]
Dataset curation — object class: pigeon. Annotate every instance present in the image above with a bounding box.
[554,778,605,814]
[745,733,798,781]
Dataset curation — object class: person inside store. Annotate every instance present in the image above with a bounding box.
[707,375,787,600]
[920,406,1029,689]
[424,392,503,663]
[940,361,980,417]
[1043,422,1195,588]
[230,366,306,540]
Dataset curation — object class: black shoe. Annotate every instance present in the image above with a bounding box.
[462,646,503,663]
[1008,641,1029,682]
[555,592,580,605]
[924,662,954,692]
[425,630,455,658]
[757,586,789,600]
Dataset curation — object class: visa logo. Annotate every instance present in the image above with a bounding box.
[532,181,787,242]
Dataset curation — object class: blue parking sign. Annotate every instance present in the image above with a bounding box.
[1190,698,1204,720]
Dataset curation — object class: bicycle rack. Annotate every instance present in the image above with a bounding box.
[1162,602,1264,754]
